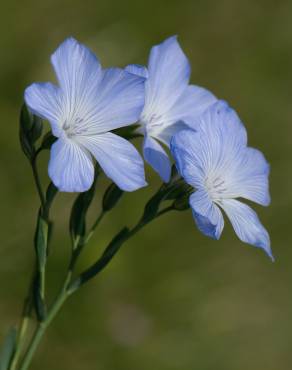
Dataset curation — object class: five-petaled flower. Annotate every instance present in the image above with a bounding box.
[25,37,147,192]
[171,101,273,259]
[126,36,217,183]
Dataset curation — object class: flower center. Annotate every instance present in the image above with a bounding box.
[63,117,89,138]
[205,176,227,200]
[141,113,164,134]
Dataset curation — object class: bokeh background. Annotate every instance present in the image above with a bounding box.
[0,0,292,369]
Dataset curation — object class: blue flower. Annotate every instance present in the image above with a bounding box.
[126,36,217,183]
[25,37,147,192]
[170,101,273,260]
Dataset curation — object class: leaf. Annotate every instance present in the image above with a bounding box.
[33,213,49,321]
[32,271,47,322]
[45,182,58,211]
[34,215,49,270]
[0,328,17,370]
[69,227,130,292]
[102,183,123,212]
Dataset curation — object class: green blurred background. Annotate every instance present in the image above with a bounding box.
[0,0,292,369]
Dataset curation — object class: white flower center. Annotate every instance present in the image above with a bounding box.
[141,113,165,135]
[205,175,227,201]
[63,117,89,138]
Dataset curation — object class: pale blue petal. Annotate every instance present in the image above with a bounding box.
[51,38,145,135]
[170,129,206,188]
[81,68,146,134]
[125,64,149,78]
[157,120,191,146]
[24,82,63,137]
[220,199,273,260]
[228,147,271,206]
[189,190,224,240]
[164,85,217,128]
[193,100,248,148]
[144,36,191,115]
[77,132,147,192]
[48,137,94,192]
[51,37,103,116]
[143,136,171,182]
[171,102,250,191]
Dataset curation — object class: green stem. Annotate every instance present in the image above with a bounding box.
[18,278,71,370]
[16,199,173,369]
[31,157,45,212]
[85,211,105,244]
[9,317,29,370]
[69,205,174,293]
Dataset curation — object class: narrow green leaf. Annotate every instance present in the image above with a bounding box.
[0,328,17,370]
[45,182,58,211]
[102,183,123,212]
[32,214,49,321]
[32,272,47,321]
[34,215,48,270]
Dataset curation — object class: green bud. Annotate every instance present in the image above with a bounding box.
[19,105,34,159]
[30,115,43,142]
[19,104,43,160]
[20,103,33,132]
[102,183,123,212]
[70,179,97,240]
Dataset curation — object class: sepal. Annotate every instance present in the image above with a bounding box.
[112,125,140,140]
[172,192,191,211]
[40,132,57,150]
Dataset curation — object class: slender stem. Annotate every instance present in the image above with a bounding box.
[31,157,45,212]
[18,278,71,370]
[129,205,174,239]
[85,211,105,244]
[8,264,36,370]
[16,197,174,369]
[69,205,174,293]
[9,166,57,369]
[9,317,29,370]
